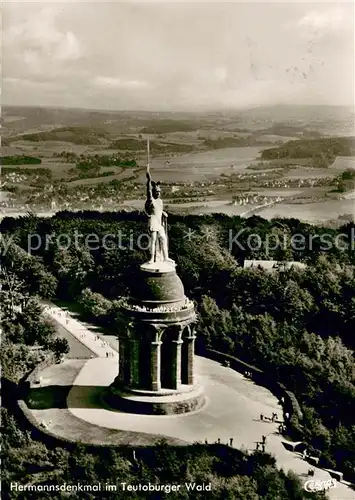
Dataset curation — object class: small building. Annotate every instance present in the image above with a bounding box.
[243,260,307,272]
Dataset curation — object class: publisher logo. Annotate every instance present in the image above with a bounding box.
[304,478,337,492]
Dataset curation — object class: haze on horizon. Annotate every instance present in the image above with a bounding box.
[2,1,354,112]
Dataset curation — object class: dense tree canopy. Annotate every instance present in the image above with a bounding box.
[1,210,355,492]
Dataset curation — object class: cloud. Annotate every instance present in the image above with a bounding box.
[3,6,83,77]
[93,76,148,89]
[3,77,65,91]
[298,8,345,30]
[2,2,353,109]
[56,31,82,61]
[213,67,228,83]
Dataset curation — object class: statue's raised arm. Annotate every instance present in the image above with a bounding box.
[146,165,153,202]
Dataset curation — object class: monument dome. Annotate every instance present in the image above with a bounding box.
[130,263,186,307]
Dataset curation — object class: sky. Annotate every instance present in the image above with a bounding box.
[2,1,354,111]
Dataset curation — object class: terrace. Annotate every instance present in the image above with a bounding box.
[122,298,196,323]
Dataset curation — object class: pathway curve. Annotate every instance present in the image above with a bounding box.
[43,303,354,500]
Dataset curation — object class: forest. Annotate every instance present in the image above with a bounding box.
[261,137,355,163]
[1,210,354,498]
[9,127,108,145]
[1,155,42,165]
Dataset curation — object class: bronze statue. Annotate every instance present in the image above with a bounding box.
[145,165,174,264]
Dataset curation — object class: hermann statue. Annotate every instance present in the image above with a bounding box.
[145,165,174,265]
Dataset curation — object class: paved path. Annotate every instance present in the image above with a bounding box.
[29,360,186,447]
[43,302,118,361]
[43,303,354,500]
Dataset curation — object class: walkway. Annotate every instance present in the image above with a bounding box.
[43,302,118,360]
[42,303,354,500]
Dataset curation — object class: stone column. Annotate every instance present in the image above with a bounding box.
[118,338,126,385]
[129,339,140,388]
[150,341,162,391]
[185,335,196,385]
[171,339,183,389]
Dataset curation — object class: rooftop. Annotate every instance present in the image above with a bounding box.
[244,260,307,272]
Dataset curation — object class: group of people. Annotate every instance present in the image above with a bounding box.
[204,438,234,447]
[255,435,267,452]
[46,305,117,359]
[93,335,116,358]
[127,298,193,314]
[260,412,279,422]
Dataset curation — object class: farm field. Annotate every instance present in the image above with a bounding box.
[283,167,334,180]
[330,156,355,171]
[66,168,139,186]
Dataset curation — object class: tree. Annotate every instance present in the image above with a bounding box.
[53,247,94,299]
[0,265,28,320]
[19,299,56,346]
[50,338,70,362]
[1,341,45,383]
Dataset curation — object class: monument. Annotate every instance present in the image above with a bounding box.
[109,141,205,415]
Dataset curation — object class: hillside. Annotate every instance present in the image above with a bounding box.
[3,104,354,136]
[261,137,355,162]
[7,127,110,146]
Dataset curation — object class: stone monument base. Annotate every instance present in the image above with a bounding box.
[140,260,176,273]
[104,384,205,415]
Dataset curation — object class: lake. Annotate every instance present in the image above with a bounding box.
[146,146,262,182]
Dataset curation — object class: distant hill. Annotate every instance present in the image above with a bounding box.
[252,123,323,139]
[7,127,109,145]
[2,106,207,135]
[3,104,354,141]
[139,119,198,134]
[261,136,355,162]
[238,104,354,123]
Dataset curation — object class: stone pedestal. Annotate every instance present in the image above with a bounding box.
[109,262,205,415]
